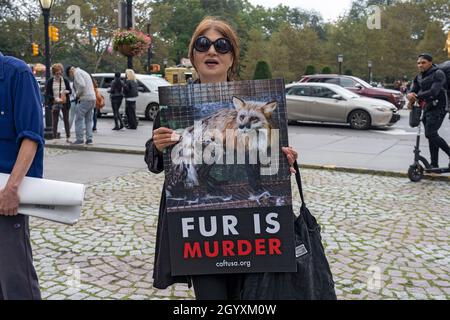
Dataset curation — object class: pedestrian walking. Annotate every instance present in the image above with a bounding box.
[0,51,43,300]
[407,53,450,168]
[91,76,105,132]
[66,65,96,145]
[109,72,125,130]
[68,80,77,131]
[44,63,72,142]
[123,69,139,130]
[145,17,299,300]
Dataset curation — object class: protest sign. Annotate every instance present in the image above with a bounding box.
[159,79,296,275]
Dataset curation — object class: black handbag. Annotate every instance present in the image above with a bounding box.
[409,104,422,128]
[241,161,337,300]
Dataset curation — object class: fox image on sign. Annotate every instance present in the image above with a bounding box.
[158,79,295,275]
[167,96,279,202]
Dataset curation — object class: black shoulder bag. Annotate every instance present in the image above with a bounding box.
[409,103,422,128]
[241,161,337,300]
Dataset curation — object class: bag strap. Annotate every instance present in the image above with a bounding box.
[293,161,305,206]
[59,77,62,98]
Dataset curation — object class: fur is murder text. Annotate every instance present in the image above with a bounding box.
[181,212,283,259]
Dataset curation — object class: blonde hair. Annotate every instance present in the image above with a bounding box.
[125,69,136,81]
[188,16,240,80]
[51,63,64,75]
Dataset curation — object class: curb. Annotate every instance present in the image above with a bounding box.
[45,144,450,182]
[299,164,450,182]
[45,143,144,155]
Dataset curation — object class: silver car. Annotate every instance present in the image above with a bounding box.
[286,83,400,129]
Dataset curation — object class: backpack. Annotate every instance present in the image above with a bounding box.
[94,88,105,110]
[437,61,450,91]
[437,61,450,113]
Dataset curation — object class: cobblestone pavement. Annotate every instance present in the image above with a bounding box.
[31,149,449,300]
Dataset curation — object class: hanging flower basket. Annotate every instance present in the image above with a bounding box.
[113,29,151,57]
[117,44,134,57]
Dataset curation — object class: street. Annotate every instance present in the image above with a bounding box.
[47,109,450,175]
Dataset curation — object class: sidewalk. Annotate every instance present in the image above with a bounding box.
[33,148,450,300]
[45,112,450,180]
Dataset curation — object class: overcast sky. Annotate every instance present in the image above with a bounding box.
[248,0,354,22]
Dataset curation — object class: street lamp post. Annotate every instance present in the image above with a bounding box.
[126,0,133,69]
[337,54,344,75]
[147,22,152,74]
[163,58,168,78]
[368,60,373,84]
[39,0,54,140]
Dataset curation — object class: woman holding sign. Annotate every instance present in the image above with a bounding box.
[146,17,299,300]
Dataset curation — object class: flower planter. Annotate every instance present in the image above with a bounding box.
[113,29,151,57]
[117,44,134,57]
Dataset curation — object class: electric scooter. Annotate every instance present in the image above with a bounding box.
[408,103,450,182]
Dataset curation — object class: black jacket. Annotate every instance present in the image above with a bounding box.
[108,77,124,99]
[123,79,139,99]
[144,112,190,289]
[411,65,447,111]
[44,76,72,107]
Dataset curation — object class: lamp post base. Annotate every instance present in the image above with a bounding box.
[44,105,53,140]
[44,130,54,140]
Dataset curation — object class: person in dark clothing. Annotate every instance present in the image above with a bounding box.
[144,17,299,300]
[123,69,139,130]
[408,53,450,168]
[108,72,124,130]
[44,63,72,142]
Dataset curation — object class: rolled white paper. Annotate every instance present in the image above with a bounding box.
[0,173,85,225]
[19,204,81,225]
[0,173,85,206]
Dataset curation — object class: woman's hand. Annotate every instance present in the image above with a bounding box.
[153,127,181,152]
[282,146,299,174]
[406,92,417,104]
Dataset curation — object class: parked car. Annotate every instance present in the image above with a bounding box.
[298,74,405,110]
[92,73,171,120]
[286,83,400,130]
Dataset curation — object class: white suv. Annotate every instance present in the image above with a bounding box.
[92,73,171,120]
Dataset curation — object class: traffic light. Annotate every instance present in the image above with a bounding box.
[32,43,39,56]
[53,26,59,42]
[48,25,54,41]
[447,32,450,58]
[91,27,98,38]
[49,25,59,42]
[150,64,160,73]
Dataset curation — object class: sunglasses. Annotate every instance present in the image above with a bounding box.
[194,36,233,54]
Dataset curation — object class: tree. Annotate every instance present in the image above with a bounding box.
[240,28,266,80]
[0,0,13,21]
[266,31,293,80]
[416,21,447,63]
[0,0,447,81]
[322,66,332,74]
[253,60,271,80]
[305,65,316,75]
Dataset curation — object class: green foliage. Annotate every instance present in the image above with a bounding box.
[322,66,332,74]
[305,65,316,75]
[112,29,151,56]
[253,60,272,80]
[0,0,448,82]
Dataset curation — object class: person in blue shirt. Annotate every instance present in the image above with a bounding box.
[0,51,43,300]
